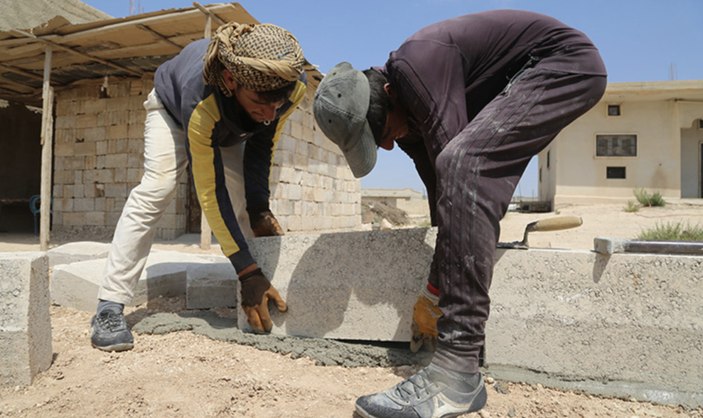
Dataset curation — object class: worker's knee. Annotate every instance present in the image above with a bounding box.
[131,171,179,206]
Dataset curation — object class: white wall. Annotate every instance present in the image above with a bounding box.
[552,100,685,205]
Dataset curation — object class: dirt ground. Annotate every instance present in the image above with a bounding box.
[1,201,702,417]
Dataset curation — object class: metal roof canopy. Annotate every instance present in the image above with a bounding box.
[0,1,323,250]
[0,2,322,107]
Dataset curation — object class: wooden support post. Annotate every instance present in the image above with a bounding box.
[200,215,212,250]
[39,46,54,251]
[199,15,213,251]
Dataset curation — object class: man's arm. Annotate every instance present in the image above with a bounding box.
[396,136,437,225]
[186,94,255,272]
[244,79,307,235]
[386,39,469,159]
[186,92,289,334]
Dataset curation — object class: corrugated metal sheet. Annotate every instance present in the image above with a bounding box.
[0,2,322,106]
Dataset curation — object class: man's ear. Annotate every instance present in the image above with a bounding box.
[222,69,237,91]
[383,83,394,98]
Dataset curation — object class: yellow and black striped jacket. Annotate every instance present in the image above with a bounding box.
[154,39,306,272]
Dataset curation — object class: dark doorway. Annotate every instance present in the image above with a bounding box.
[0,101,42,233]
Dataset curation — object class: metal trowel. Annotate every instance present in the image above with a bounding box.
[497,215,583,250]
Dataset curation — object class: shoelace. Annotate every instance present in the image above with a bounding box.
[394,368,433,401]
[96,311,126,332]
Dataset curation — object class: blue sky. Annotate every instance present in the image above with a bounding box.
[83,0,702,197]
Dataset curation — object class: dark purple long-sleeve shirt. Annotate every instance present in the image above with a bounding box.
[383,10,607,222]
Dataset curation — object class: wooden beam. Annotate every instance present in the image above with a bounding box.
[0,78,38,94]
[0,4,246,51]
[58,4,239,39]
[204,15,212,39]
[199,14,213,250]
[10,29,143,77]
[200,215,212,251]
[39,46,54,250]
[193,2,227,26]
[0,63,43,81]
[135,24,183,50]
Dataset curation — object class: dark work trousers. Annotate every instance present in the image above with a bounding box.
[430,64,607,374]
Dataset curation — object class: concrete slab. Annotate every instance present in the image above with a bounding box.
[47,241,110,268]
[50,250,215,312]
[488,248,703,407]
[0,252,52,387]
[186,256,237,310]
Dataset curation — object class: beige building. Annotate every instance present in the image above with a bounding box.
[539,80,703,207]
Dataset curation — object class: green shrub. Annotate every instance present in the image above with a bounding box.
[638,222,703,241]
[624,200,640,213]
[633,188,666,207]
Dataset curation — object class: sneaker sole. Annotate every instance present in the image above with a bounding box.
[354,405,374,418]
[354,384,487,418]
[354,405,470,418]
[91,342,134,352]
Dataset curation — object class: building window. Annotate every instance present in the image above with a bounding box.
[596,134,637,157]
[606,166,626,179]
[607,104,621,116]
[547,150,550,169]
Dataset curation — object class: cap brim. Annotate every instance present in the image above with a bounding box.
[342,120,377,178]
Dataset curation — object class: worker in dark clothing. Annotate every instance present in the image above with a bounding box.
[313,10,606,418]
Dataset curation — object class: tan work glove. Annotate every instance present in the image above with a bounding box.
[250,210,284,237]
[239,268,287,333]
[409,283,441,353]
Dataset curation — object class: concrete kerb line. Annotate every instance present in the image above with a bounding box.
[9,228,703,408]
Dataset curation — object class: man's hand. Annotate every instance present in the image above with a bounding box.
[410,284,441,353]
[250,210,284,237]
[239,268,287,333]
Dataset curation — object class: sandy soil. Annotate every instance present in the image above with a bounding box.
[1,201,702,417]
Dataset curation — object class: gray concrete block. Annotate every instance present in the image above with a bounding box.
[0,252,52,387]
[239,228,434,339]
[47,241,110,268]
[51,260,104,312]
[50,250,211,312]
[186,257,237,310]
[593,236,625,254]
[487,249,703,405]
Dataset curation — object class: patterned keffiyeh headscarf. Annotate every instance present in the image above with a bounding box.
[203,22,305,96]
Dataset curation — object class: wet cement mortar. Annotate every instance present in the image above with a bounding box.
[133,310,433,368]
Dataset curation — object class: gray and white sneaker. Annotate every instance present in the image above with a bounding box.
[355,364,486,418]
[90,306,134,352]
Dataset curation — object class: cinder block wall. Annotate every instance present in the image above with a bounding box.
[52,77,360,240]
[269,92,361,232]
[52,77,182,239]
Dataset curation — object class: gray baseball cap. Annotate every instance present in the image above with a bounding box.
[313,62,376,178]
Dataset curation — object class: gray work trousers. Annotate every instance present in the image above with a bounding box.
[430,65,607,374]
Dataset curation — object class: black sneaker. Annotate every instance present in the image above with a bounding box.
[355,364,486,418]
[90,307,134,352]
